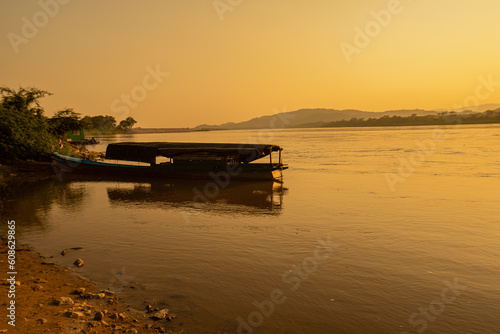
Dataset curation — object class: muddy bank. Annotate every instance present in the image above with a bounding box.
[0,162,55,188]
[0,238,181,333]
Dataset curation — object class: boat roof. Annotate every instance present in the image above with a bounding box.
[105,142,282,163]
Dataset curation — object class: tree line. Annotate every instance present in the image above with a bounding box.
[0,86,137,163]
[323,110,500,128]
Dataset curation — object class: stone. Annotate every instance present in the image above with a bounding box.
[94,311,104,321]
[96,293,106,299]
[37,318,48,324]
[3,280,21,286]
[145,305,152,313]
[87,320,99,327]
[109,313,119,320]
[61,249,67,256]
[119,313,127,320]
[102,290,115,297]
[68,311,84,318]
[57,297,74,306]
[73,258,84,267]
[127,329,139,334]
[73,287,86,295]
[35,278,48,283]
[32,284,44,291]
[151,309,169,320]
[83,292,100,299]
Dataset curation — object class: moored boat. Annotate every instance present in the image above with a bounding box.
[51,142,288,181]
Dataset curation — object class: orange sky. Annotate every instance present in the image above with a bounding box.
[1,0,500,127]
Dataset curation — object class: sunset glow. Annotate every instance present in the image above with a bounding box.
[2,0,500,127]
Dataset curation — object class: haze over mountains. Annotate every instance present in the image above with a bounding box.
[194,105,500,130]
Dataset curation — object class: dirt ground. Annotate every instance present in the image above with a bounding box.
[0,237,180,334]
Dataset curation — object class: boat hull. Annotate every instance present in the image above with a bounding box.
[51,153,287,181]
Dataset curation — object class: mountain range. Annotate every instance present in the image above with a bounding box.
[194,104,500,130]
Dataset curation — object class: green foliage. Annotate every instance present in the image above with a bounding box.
[0,87,56,162]
[81,115,117,131]
[48,108,84,135]
[0,86,140,163]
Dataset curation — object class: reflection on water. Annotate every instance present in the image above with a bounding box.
[106,179,287,216]
[0,180,87,233]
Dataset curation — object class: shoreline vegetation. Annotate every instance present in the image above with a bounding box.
[0,86,136,165]
[319,110,500,128]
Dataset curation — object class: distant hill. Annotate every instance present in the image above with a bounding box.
[436,103,500,113]
[194,105,500,130]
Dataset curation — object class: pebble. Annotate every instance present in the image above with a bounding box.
[95,311,104,321]
[73,258,84,267]
[57,297,75,306]
[61,249,67,256]
[102,289,115,297]
[3,280,21,286]
[151,309,169,320]
[37,318,48,324]
[68,311,84,318]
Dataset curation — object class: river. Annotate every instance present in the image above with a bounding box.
[3,124,500,333]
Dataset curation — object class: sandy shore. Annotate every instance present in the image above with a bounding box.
[0,237,181,334]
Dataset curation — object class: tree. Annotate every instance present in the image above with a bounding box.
[118,117,137,130]
[48,108,84,135]
[81,115,93,129]
[87,115,116,131]
[0,86,55,162]
[0,86,51,117]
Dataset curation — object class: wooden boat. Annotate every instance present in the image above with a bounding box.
[51,142,288,181]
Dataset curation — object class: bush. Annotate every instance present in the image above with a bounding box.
[0,87,56,162]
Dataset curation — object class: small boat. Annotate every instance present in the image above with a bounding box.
[52,142,288,181]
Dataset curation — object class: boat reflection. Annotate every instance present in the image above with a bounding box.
[105,179,288,216]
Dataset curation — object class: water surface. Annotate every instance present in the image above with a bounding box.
[3,125,500,333]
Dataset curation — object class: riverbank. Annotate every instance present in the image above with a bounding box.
[0,161,55,189]
[0,237,179,333]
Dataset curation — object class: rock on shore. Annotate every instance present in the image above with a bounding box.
[0,238,180,334]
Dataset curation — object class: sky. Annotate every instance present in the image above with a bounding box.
[1,0,500,128]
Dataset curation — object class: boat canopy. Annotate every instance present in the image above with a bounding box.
[105,142,282,164]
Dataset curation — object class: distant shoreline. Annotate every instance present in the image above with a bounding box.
[127,128,194,134]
